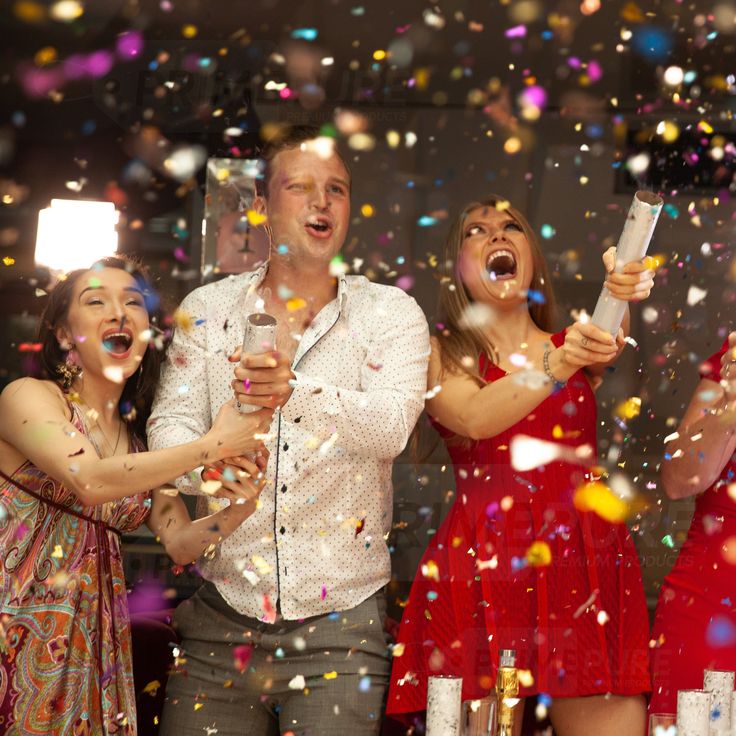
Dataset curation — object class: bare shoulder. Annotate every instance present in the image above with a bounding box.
[0,378,68,415]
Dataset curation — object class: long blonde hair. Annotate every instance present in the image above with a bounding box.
[436,194,557,385]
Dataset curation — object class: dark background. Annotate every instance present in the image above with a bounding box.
[1,0,735,731]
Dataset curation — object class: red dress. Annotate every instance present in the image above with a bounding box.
[649,339,736,716]
[387,332,651,716]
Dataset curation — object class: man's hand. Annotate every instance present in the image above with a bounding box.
[228,349,295,410]
[202,450,269,504]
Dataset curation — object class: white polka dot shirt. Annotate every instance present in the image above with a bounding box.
[147,263,430,620]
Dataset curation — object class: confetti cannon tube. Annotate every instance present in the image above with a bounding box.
[590,190,663,336]
[676,689,712,736]
[426,675,463,736]
[237,312,277,414]
[703,669,734,733]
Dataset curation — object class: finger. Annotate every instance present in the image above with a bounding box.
[233,366,290,383]
[602,247,616,273]
[232,379,284,396]
[606,270,655,286]
[228,347,242,363]
[576,322,615,344]
[621,260,653,274]
[567,346,616,365]
[240,351,282,369]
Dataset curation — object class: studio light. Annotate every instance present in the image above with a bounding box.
[35,199,119,272]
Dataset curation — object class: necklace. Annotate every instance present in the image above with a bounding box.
[69,384,125,457]
[94,420,124,457]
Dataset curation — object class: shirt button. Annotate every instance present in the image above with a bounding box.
[279,526,286,535]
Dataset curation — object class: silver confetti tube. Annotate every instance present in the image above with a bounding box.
[237,312,277,413]
[590,190,663,336]
[703,669,734,733]
[677,689,711,736]
[427,675,463,736]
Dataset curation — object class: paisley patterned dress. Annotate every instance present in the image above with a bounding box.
[0,399,151,735]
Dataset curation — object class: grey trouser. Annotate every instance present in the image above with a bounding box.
[159,582,391,735]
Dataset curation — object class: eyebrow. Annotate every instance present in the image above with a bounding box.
[283,174,351,190]
[78,285,143,301]
[465,216,518,229]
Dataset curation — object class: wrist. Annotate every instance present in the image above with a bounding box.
[197,434,223,464]
[546,347,576,383]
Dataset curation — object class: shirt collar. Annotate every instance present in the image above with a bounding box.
[247,260,349,307]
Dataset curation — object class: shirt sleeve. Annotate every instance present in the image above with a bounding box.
[699,338,729,383]
[280,291,430,459]
[147,288,213,493]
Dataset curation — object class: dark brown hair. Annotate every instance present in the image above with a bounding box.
[255,123,351,197]
[436,194,557,385]
[38,256,164,441]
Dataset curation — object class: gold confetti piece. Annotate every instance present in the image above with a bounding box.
[34,46,57,66]
[574,481,628,524]
[246,209,267,226]
[360,203,375,217]
[3,257,15,266]
[323,671,338,680]
[614,396,641,421]
[421,560,440,581]
[182,24,198,38]
[392,643,405,657]
[193,702,204,711]
[14,1,47,22]
[51,544,63,558]
[518,669,535,688]
[172,308,193,332]
[142,680,161,696]
[286,297,307,312]
[525,541,552,567]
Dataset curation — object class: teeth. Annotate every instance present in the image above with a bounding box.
[488,249,514,264]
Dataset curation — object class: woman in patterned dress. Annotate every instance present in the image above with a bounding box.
[0,257,273,735]
[387,196,656,735]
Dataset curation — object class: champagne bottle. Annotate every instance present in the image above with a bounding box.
[495,649,519,736]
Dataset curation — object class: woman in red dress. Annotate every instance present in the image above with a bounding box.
[649,332,736,717]
[387,195,655,735]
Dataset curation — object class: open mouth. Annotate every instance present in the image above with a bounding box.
[305,216,333,237]
[102,330,133,357]
[486,249,518,281]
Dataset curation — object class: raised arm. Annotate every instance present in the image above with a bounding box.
[147,288,217,491]
[428,322,618,440]
[234,293,431,459]
[0,378,271,507]
[147,452,268,565]
[661,378,736,499]
[585,248,656,381]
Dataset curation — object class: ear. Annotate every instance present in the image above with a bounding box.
[55,326,72,351]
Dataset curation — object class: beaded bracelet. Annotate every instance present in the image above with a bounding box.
[542,349,566,391]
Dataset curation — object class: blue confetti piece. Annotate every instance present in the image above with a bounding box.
[359,675,371,692]
[526,289,546,304]
[291,28,318,41]
[417,215,438,227]
[706,615,736,647]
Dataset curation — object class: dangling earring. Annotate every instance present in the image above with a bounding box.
[56,344,83,389]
